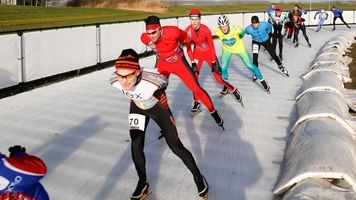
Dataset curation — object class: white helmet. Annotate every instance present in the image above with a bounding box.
[321,9,324,12]
[217,15,230,26]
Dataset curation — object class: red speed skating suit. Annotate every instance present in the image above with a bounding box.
[141,26,215,112]
[185,23,236,99]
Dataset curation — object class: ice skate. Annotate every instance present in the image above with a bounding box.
[252,75,258,82]
[260,80,270,94]
[194,176,209,199]
[191,102,202,117]
[231,88,244,107]
[219,86,229,98]
[131,181,152,200]
[278,65,289,77]
[294,42,299,47]
[210,110,224,130]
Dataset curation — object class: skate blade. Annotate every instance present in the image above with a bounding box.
[240,100,244,107]
[219,93,229,98]
[137,190,152,200]
[191,108,202,117]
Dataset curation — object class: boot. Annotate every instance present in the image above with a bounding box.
[194,176,209,198]
[210,110,224,129]
[252,75,258,82]
[278,65,289,77]
[131,180,149,200]
[232,88,242,102]
[191,101,201,112]
[220,86,228,95]
[260,80,270,93]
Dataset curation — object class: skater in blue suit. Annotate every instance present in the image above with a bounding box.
[314,9,329,32]
[331,6,350,30]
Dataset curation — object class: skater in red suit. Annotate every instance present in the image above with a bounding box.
[184,8,243,112]
[0,145,49,200]
[110,49,209,199]
[141,15,224,129]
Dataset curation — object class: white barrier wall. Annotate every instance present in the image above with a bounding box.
[0,11,355,89]
[22,26,97,82]
[100,22,145,63]
[273,32,356,199]
[0,34,20,88]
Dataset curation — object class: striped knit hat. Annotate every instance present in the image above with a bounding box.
[115,49,140,71]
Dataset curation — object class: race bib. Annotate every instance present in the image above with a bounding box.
[252,44,259,54]
[128,114,146,131]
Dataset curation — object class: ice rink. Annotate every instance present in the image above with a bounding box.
[0,25,355,200]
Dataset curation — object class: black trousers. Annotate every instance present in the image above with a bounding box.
[333,16,350,29]
[252,39,282,68]
[272,24,284,58]
[129,101,201,182]
[294,24,310,44]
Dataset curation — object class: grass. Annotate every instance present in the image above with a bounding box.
[1,2,356,32]
[344,44,356,90]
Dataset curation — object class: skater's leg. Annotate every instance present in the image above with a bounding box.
[129,103,150,182]
[252,42,260,67]
[237,47,263,80]
[220,49,232,80]
[339,15,351,28]
[262,40,282,66]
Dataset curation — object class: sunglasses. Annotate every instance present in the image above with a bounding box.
[146,28,160,35]
[115,71,136,80]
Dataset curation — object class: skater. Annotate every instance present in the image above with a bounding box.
[184,8,243,111]
[0,145,49,200]
[291,12,312,47]
[214,14,270,93]
[110,49,209,200]
[141,15,224,128]
[267,2,276,41]
[267,2,276,16]
[331,6,351,30]
[314,9,329,32]
[245,16,289,77]
[285,4,307,40]
[269,6,289,60]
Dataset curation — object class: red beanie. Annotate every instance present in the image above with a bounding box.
[189,8,201,17]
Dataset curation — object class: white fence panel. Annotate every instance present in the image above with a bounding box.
[177,16,191,30]
[22,26,97,82]
[0,34,20,89]
[100,22,145,63]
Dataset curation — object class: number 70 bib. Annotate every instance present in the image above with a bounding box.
[128,114,146,132]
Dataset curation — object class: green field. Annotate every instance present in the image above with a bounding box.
[1,2,356,33]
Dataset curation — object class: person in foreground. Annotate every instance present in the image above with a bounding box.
[140,15,224,128]
[0,145,49,200]
[110,49,209,200]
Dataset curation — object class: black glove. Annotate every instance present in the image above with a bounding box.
[191,62,199,73]
[211,61,222,74]
[9,145,26,157]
